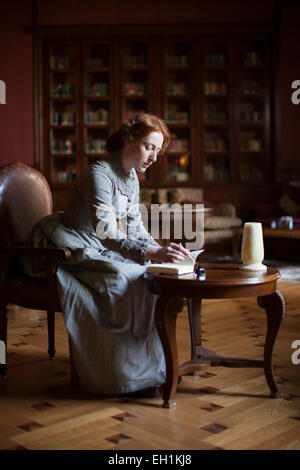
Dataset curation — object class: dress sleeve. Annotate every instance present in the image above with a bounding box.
[123,186,160,248]
[81,165,157,264]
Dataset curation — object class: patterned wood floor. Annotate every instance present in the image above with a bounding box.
[0,281,299,450]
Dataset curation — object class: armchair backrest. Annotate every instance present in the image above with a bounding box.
[0,162,52,246]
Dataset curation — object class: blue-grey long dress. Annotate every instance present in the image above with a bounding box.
[23,156,166,394]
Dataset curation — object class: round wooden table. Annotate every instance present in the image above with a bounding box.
[149,263,285,408]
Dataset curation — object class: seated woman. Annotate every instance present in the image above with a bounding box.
[24,113,189,398]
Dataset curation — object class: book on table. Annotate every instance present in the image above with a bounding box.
[146,249,205,275]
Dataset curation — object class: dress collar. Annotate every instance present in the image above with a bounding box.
[110,152,135,180]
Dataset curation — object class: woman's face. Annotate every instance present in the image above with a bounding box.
[123,131,164,174]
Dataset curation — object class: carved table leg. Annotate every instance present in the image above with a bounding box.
[0,302,8,378]
[155,296,184,408]
[47,310,56,359]
[257,290,285,398]
[187,298,202,361]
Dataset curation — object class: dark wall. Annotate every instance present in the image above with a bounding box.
[0,0,34,166]
[278,0,300,176]
[37,0,275,25]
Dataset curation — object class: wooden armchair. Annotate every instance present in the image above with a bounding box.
[0,162,71,378]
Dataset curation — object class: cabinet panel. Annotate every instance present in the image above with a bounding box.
[162,40,194,185]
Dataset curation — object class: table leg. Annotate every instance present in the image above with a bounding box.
[155,296,184,408]
[0,302,8,378]
[187,298,202,360]
[257,290,285,398]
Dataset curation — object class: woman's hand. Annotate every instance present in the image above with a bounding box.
[145,242,190,263]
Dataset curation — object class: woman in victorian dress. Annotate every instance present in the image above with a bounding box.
[23,113,189,397]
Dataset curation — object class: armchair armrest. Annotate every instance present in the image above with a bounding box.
[0,246,71,261]
[0,245,72,311]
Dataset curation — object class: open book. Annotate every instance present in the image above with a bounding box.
[146,249,205,275]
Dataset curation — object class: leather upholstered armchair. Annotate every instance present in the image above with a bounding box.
[0,162,72,378]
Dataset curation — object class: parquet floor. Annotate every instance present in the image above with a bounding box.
[0,281,299,450]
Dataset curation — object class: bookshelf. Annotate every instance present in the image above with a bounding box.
[162,41,194,184]
[201,40,231,183]
[40,32,273,209]
[120,40,155,185]
[237,39,270,182]
[83,41,112,170]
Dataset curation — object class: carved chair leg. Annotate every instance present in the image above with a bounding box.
[68,334,80,391]
[257,290,285,398]
[155,296,184,408]
[187,298,202,360]
[47,310,56,359]
[0,302,8,377]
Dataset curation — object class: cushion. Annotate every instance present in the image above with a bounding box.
[204,216,242,230]
[204,229,233,240]
[157,188,169,204]
[168,188,186,204]
[140,189,156,207]
[212,203,236,217]
[278,193,300,217]
[157,187,204,205]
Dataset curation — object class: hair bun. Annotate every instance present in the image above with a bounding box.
[106,113,170,154]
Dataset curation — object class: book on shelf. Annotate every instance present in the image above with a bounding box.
[122,55,146,67]
[203,109,228,123]
[166,83,189,96]
[165,55,189,67]
[204,162,230,181]
[169,138,190,152]
[86,108,108,124]
[51,139,75,154]
[86,57,107,68]
[146,249,204,275]
[242,52,263,66]
[123,82,146,96]
[54,170,77,183]
[86,83,109,96]
[51,83,74,97]
[85,139,106,153]
[123,109,146,121]
[204,137,228,152]
[205,53,226,66]
[51,111,76,126]
[165,108,189,123]
[50,56,75,69]
[204,82,227,95]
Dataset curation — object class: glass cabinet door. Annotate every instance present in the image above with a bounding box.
[162,41,194,184]
[201,41,231,183]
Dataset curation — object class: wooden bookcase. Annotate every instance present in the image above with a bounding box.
[39,30,274,210]
[160,40,194,185]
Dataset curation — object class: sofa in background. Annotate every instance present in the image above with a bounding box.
[140,187,242,247]
[251,185,300,260]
